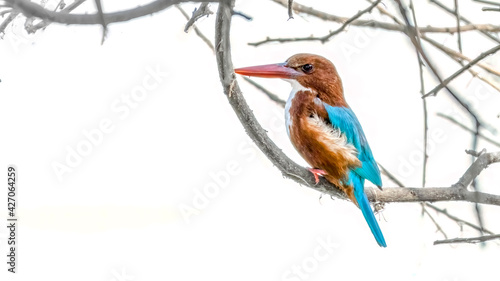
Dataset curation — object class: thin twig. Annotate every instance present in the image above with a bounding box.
[371,0,500,97]
[423,44,500,97]
[422,207,448,239]
[377,163,405,188]
[242,77,286,107]
[409,0,428,188]
[434,234,500,245]
[430,0,500,44]
[0,10,19,35]
[473,0,500,6]
[437,113,500,148]
[176,4,214,53]
[287,0,293,19]
[319,0,381,43]
[183,3,212,32]
[93,0,107,44]
[483,7,500,11]
[424,203,494,234]
[454,0,463,53]
[421,34,500,79]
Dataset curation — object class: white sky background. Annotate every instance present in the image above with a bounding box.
[1,0,500,280]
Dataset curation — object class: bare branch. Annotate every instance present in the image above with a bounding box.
[434,234,500,245]
[176,4,214,52]
[424,203,495,234]
[474,0,500,12]
[251,0,500,46]
[378,163,405,188]
[430,0,500,44]
[483,7,500,11]
[422,206,448,239]
[454,0,463,53]
[423,44,500,97]
[408,0,428,188]
[183,3,212,32]
[318,0,381,43]
[437,113,500,148]
[26,0,87,33]
[4,0,217,26]
[473,0,500,6]
[241,77,286,107]
[287,0,293,20]
[453,150,500,189]
[0,10,19,35]
[93,0,107,44]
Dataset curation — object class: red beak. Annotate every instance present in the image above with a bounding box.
[234,63,302,79]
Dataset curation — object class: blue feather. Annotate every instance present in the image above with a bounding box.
[350,172,387,247]
[323,104,382,187]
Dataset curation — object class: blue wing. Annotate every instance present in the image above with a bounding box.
[323,104,382,187]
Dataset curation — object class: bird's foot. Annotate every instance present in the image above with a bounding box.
[308,168,327,184]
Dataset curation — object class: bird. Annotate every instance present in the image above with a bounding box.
[234,53,386,247]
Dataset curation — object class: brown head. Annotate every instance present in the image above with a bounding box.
[235,53,346,106]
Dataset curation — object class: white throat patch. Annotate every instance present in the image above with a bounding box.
[283,79,312,137]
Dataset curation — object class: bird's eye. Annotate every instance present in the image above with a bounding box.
[301,64,314,73]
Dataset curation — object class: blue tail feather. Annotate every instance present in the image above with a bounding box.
[351,173,387,247]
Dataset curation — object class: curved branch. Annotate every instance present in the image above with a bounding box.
[454,150,500,189]
[5,0,217,25]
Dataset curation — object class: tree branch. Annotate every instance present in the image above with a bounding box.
[176,4,214,52]
[4,0,218,25]
[430,0,500,44]
[182,2,212,32]
[287,0,294,20]
[437,113,500,148]
[241,77,286,107]
[317,0,381,43]
[453,150,500,189]
[423,44,500,97]
[434,234,500,245]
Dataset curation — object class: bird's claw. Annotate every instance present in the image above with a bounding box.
[308,168,327,184]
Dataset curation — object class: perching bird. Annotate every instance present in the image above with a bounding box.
[234,53,386,247]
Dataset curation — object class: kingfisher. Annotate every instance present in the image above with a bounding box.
[234,53,386,247]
